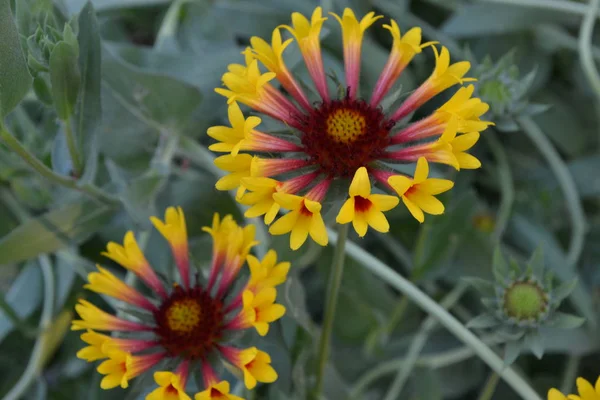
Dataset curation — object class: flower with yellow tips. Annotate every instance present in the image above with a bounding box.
[548,376,600,400]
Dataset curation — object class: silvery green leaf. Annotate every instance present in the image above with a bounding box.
[463,277,496,296]
[492,246,509,283]
[546,312,586,329]
[467,314,500,329]
[524,103,551,116]
[503,340,523,365]
[551,278,578,305]
[494,117,520,132]
[526,330,545,359]
[481,297,497,309]
[527,246,545,278]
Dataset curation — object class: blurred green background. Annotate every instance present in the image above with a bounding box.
[1,0,599,399]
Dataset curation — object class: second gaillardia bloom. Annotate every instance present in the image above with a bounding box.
[72,207,289,399]
[208,7,492,249]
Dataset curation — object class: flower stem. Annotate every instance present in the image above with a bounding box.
[578,0,600,98]
[478,371,501,400]
[518,116,586,269]
[63,118,83,177]
[313,223,349,399]
[329,229,543,400]
[0,124,119,206]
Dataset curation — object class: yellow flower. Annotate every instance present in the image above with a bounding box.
[249,28,292,76]
[215,54,275,107]
[331,9,382,97]
[388,157,454,223]
[214,154,253,198]
[102,231,148,275]
[236,347,278,389]
[438,118,481,170]
[385,21,429,66]
[194,381,244,400]
[429,45,475,93]
[548,376,600,400]
[85,265,156,311]
[151,206,190,289]
[269,193,328,250]
[435,84,493,132]
[238,177,281,225]
[76,329,110,361]
[336,167,399,237]
[147,371,191,400]
[238,288,286,336]
[247,249,290,292]
[207,102,262,156]
[97,350,130,389]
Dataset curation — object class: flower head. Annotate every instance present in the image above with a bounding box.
[73,207,287,398]
[548,376,600,400]
[208,7,490,249]
[387,157,454,223]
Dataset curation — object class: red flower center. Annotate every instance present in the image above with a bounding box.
[299,97,394,177]
[153,285,224,360]
[354,196,372,212]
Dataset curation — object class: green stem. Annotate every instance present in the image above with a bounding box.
[518,116,586,269]
[63,118,83,177]
[578,0,600,98]
[313,223,350,399]
[350,333,504,398]
[484,131,515,242]
[2,194,55,400]
[478,371,501,400]
[329,229,542,400]
[383,283,469,400]
[0,125,119,206]
[559,355,581,394]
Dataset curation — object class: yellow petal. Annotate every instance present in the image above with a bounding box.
[576,378,596,399]
[414,157,429,183]
[408,191,445,215]
[290,213,311,250]
[456,153,481,169]
[349,167,371,198]
[452,132,480,152]
[273,192,303,210]
[369,194,399,212]
[366,209,390,233]
[402,196,424,223]
[352,212,369,237]
[269,211,299,235]
[547,389,568,400]
[336,198,355,224]
[309,211,329,246]
[416,178,454,195]
[388,175,413,196]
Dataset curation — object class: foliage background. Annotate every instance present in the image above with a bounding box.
[0,0,599,399]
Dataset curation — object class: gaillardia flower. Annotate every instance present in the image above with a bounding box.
[548,376,600,400]
[208,7,492,249]
[73,207,288,399]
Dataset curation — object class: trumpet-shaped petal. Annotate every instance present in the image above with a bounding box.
[282,7,329,101]
[147,371,191,400]
[269,193,328,250]
[249,29,311,110]
[85,266,156,311]
[72,299,151,332]
[388,157,454,223]
[230,347,278,390]
[151,207,190,289]
[194,381,244,400]
[102,231,166,298]
[332,9,382,98]
[371,22,432,106]
[238,177,282,225]
[214,154,254,198]
[247,249,290,292]
[391,46,476,121]
[336,167,399,237]
[97,350,130,390]
[231,288,285,336]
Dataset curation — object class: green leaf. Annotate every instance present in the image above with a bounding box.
[492,246,509,283]
[102,46,203,134]
[466,314,499,329]
[75,1,102,182]
[546,312,586,329]
[0,263,42,342]
[527,246,545,278]
[0,0,32,118]
[50,42,81,120]
[0,199,117,264]
[462,277,495,296]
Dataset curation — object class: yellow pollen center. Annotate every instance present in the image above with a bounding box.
[326,108,367,143]
[166,299,201,333]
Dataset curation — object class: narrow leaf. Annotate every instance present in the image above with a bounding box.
[50,42,81,120]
